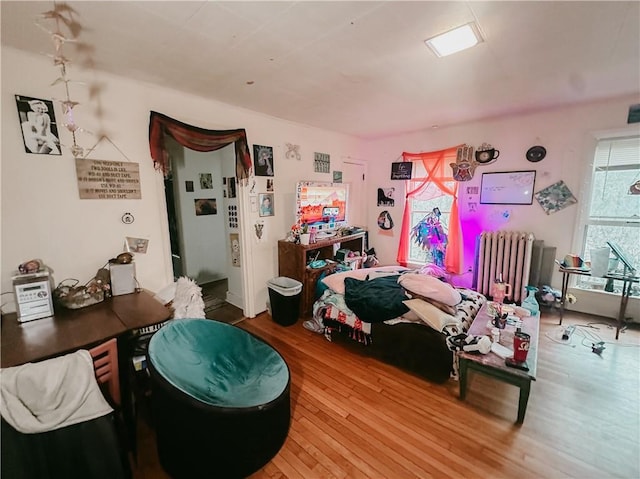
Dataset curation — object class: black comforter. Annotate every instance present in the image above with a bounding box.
[344,276,409,322]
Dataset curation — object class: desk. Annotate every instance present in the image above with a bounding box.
[559,267,639,340]
[1,290,170,367]
[1,290,171,460]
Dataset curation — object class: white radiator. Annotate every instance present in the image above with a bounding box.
[474,231,535,304]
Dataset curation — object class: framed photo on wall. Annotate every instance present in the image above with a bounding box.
[194,198,217,216]
[15,95,61,155]
[259,193,274,217]
[253,145,274,176]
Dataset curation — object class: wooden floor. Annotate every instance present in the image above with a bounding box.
[131,309,640,479]
[201,279,245,324]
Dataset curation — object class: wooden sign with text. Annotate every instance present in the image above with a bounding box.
[76,159,141,199]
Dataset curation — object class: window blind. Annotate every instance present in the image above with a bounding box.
[593,137,640,169]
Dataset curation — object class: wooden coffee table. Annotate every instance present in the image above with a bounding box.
[458,302,539,424]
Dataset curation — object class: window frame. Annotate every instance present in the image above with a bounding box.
[405,180,455,265]
[573,132,640,294]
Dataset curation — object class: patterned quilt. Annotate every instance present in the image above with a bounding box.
[308,287,486,345]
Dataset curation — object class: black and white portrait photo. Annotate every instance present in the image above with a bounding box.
[253,144,274,176]
[199,173,213,189]
[15,95,61,155]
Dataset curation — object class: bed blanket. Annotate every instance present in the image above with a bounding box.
[344,275,409,322]
[309,289,372,344]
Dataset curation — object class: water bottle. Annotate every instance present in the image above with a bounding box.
[522,285,540,316]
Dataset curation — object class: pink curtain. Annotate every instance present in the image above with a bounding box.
[148,111,252,181]
[397,146,463,273]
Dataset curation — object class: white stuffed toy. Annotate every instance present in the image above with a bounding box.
[171,277,205,319]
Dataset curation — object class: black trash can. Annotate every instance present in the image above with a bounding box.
[267,277,303,326]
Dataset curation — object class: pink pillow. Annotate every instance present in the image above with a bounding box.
[398,273,461,306]
[321,266,408,295]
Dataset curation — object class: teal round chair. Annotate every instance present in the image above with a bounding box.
[147,319,290,479]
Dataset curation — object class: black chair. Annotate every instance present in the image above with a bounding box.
[147,318,291,479]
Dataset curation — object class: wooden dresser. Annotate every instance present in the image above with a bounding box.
[277,231,366,317]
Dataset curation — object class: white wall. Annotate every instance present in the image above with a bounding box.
[3,45,636,321]
[219,144,243,308]
[176,148,226,284]
[1,47,364,317]
[364,96,640,320]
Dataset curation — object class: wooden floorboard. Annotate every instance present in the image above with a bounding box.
[132,309,640,479]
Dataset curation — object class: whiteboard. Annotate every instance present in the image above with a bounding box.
[480,170,536,205]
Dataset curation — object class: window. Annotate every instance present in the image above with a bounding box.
[398,146,462,272]
[576,136,640,294]
[406,160,455,264]
[408,184,454,264]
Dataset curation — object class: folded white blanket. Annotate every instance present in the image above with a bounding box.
[0,349,113,434]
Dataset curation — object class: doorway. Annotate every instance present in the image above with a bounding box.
[163,140,244,322]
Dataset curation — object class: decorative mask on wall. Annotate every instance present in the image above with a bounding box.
[450,145,477,182]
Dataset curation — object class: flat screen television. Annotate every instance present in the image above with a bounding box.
[296,181,349,232]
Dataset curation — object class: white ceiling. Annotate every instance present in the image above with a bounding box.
[2,1,639,139]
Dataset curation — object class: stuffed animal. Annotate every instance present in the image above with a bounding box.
[171,277,205,319]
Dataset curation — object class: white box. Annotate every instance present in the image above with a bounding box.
[111,263,136,296]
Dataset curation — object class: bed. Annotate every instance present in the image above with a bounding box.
[304,267,486,383]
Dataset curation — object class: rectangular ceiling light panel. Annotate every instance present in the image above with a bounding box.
[425,22,483,57]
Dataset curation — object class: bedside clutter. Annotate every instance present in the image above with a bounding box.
[277,231,366,317]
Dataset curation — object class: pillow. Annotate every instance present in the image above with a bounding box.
[398,273,461,306]
[403,290,457,315]
[321,265,408,295]
[403,299,461,332]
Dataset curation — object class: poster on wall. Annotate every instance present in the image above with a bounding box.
[390,162,412,180]
[253,144,274,176]
[15,95,61,155]
[194,198,217,216]
[185,180,194,192]
[230,233,241,267]
[228,205,238,229]
[200,173,213,189]
[333,171,343,183]
[125,237,149,254]
[314,152,330,173]
[259,193,274,217]
[75,159,141,199]
[534,180,577,215]
[377,210,394,230]
[377,187,395,206]
[228,177,237,198]
[628,103,640,124]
